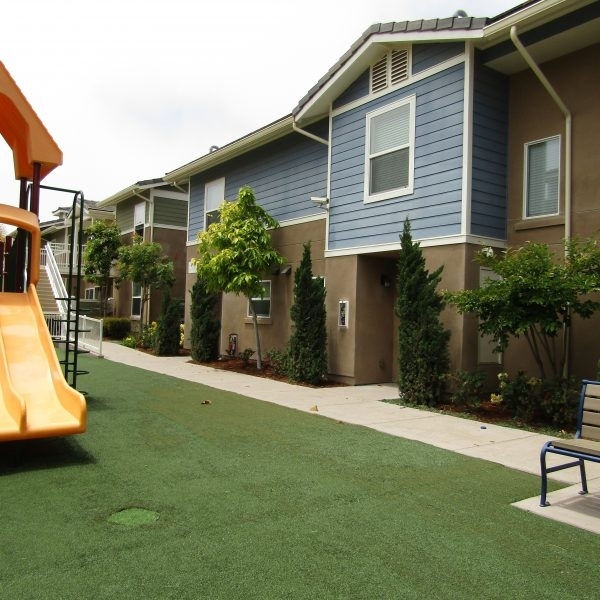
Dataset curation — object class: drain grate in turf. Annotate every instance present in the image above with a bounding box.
[108,507,159,526]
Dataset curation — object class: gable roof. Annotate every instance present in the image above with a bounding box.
[165,0,598,184]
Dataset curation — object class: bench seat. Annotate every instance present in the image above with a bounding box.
[540,380,600,506]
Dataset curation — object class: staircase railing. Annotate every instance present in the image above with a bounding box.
[42,242,104,356]
[41,244,69,316]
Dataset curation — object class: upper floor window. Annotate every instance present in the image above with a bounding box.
[205,177,225,229]
[247,280,271,318]
[365,96,415,203]
[524,136,560,218]
[134,202,145,237]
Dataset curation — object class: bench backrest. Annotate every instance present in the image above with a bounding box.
[580,380,600,441]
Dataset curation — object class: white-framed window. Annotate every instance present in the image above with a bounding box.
[131,282,142,318]
[524,136,560,218]
[364,96,415,203]
[205,177,225,229]
[84,287,100,300]
[134,202,145,237]
[247,280,271,318]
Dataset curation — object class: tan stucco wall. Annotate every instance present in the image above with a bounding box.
[505,42,600,381]
[184,218,327,357]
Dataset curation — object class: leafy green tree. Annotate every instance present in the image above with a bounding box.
[153,293,183,356]
[116,235,175,329]
[288,242,327,384]
[193,186,284,369]
[445,239,600,381]
[396,218,450,406]
[82,221,121,316]
[190,278,220,362]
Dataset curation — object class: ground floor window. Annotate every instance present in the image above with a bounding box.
[84,286,100,300]
[247,280,271,318]
[132,282,142,317]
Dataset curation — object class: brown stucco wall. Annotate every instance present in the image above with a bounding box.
[505,42,600,381]
[184,218,327,358]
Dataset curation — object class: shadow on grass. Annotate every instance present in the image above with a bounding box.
[0,436,95,475]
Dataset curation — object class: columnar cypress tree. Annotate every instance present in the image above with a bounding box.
[190,278,220,362]
[288,242,327,385]
[395,218,450,406]
[154,293,183,356]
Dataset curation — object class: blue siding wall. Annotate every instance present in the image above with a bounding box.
[471,54,508,240]
[188,120,328,242]
[333,69,370,109]
[412,42,464,74]
[329,63,465,250]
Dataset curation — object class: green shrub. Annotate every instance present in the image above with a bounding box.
[122,335,137,348]
[189,279,220,362]
[494,372,578,428]
[103,317,131,339]
[239,348,254,365]
[287,242,328,385]
[153,294,183,356]
[447,371,486,409]
[265,348,290,377]
[139,322,157,349]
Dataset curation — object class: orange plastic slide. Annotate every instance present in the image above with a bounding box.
[0,285,86,441]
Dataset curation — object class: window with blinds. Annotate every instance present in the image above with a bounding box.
[247,280,271,318]
[205,177,225,228]
[365,96,415,202]
[524,136,560,218]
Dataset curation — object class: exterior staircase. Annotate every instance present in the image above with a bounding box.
[37,267,61,313]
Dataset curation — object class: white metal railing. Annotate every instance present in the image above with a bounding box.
[42,243,103,356]
[41,242,86,273]
[44,312,104,357]
[42,244,69,315]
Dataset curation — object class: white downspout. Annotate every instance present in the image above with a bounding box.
[510,25,572,378]
[510,26,571,244]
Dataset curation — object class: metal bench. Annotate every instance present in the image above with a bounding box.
[540,379,600,506]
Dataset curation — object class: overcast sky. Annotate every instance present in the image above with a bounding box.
[1,0,518,222]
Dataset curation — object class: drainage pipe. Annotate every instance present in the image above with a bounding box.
[510,25,572,378]
[510,25,572,245]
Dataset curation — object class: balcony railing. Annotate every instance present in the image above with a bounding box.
[40,242,86,273]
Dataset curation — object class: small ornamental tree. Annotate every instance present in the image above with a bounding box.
[190,278,220,362]
[445,239,600,381]
[193,186,284,369]
[153,293,183,356]
[82,221,121,316]
[116,236,175,329]
[396,218,450,406]
[288,242,327,385]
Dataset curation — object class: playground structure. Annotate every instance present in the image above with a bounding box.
[0,61,86,440]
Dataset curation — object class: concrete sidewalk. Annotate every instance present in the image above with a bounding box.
[98,342,600,534]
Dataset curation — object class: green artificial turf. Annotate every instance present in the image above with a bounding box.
[1,355,598,599]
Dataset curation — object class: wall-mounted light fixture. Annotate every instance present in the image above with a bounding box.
[310,196,329,210]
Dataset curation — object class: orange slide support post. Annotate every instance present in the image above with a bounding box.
[0,62,86,440]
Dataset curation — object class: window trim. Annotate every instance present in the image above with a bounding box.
[523,135,560,219]
[205,177,225,229]
[247,280,271,319]
[134,201,145,237]
[364,95,416,203]
[131,282,142,319]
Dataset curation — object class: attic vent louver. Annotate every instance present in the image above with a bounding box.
[371,55,388,93]
[370,49,409,93]
[391,49,409,84]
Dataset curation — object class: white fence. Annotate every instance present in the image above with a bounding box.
[42,243,103,357]
[44,313,104,357]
